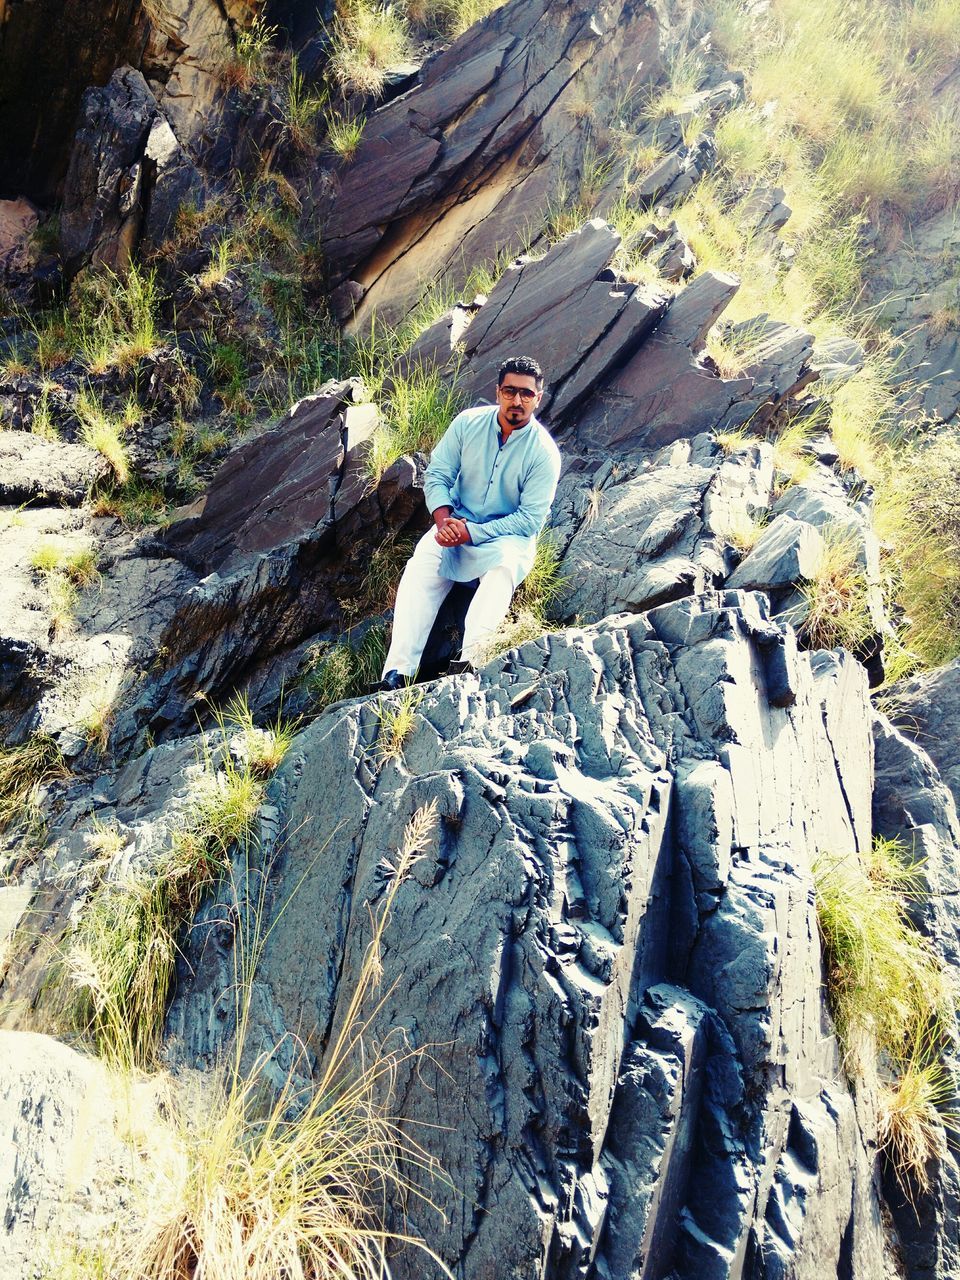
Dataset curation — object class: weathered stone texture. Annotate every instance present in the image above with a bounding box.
[156,590,891,1280]
[315,0,662,327]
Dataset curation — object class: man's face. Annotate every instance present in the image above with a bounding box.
[496,373,542,429]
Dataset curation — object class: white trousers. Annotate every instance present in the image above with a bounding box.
[382,529,516,676]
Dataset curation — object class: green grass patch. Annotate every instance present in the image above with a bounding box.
[325,108,366,161]
[57,740,266,1069]
[364,363,465,482]
[223,690,300,780]
[374,686,422,764]
[303,624,388,711]
[814,836,952,1076]
[793,525,875,652]
[328,3,410,96]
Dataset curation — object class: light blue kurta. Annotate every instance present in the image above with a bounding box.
[422,405,562,585]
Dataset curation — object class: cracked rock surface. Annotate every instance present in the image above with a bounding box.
[148,589,894,1279]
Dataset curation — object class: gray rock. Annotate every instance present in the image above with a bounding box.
[0,430,110,505]
[155,591,892,1279]
[872,712,960,1279]
[888,659,960,815]
[556,434,774,623]
[572,273,816,452]
[0,1031,146,1279]
[726,513,823,591]
[61,66,203,273]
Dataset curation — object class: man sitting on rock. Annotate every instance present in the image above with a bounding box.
[377,355,562,690]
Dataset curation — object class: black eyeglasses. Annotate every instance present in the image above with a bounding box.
[499,385,538,402]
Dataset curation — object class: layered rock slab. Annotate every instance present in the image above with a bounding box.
[572,273,816,453]
[316,0,661,326]
[164,590,891,1280]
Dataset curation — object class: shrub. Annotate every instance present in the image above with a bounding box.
[877,1044,957,1194]
[769,412,816,494]
[223,690,300,779]
[815,837,957,1191]
[285,55,325,150]
[221,13,277,90]
[30,539,99,586]
[75,265,160,374]
[360,533,415,611]
[0,734,68,834]
[75,388,131,484]
[328,3,410,96]
[91,480,169,528]
[793,526,875,652]
[125,802,448,1280]
[325,107,366,160]
[813,838,951,1075]
[374,687,422,763]
[874,432,960,668]
[407,0,505,37]
[58,743,265,1069]
[364,363,465,482]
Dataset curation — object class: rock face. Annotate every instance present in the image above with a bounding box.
[572,274,816,453]
[0,0,148,201]
[552,433,774,622]
[456,221,670,425]
[872,711,960,1280]
[0,430,111,505]
[869,204,960,424]
[315,0,662,326]
[885,659,960,814]
[62,66,204,272]
[0,1031,146,1277]
[160,589,891,1280]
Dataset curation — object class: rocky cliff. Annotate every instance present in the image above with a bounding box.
[1,0,959,1277]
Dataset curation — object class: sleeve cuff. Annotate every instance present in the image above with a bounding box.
[465,521,487,545]
[423,487,454,513]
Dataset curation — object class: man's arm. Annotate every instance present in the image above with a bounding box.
[464,446,561,545]
[423,414,464,524]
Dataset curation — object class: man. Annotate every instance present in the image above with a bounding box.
[377,355,561,690]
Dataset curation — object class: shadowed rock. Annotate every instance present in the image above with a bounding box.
[62,66,204,273]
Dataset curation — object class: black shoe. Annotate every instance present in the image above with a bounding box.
[447,659,476,677]
[372,669,407,693]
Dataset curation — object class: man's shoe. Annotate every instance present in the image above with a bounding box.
[372,670,407,693]
[447,659,476,677]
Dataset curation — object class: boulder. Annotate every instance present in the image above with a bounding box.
[726,513,824,592]
[553,433,774,623]
[134,382,428,738]
[572,272,817,453]
[61,67,204,273]
[457,221,670,424]
[0,430,110,505]
[0,0,148,203]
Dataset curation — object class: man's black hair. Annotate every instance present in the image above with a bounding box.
[498,356,544,388]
